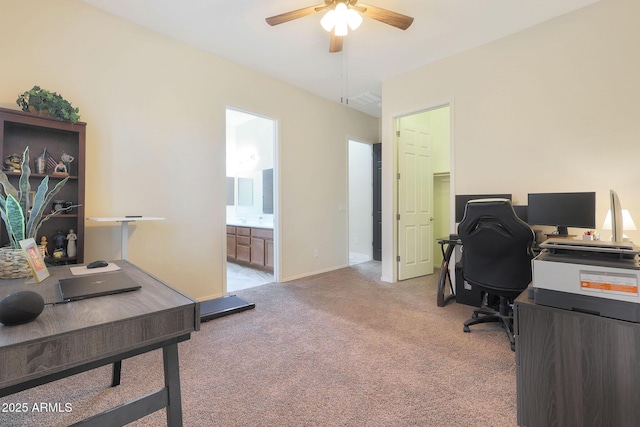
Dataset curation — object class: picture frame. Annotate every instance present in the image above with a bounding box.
[20,238,50,283]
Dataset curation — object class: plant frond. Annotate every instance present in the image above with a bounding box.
[18,146,31,214]
[6,194,25,248]
[0,170,18,200]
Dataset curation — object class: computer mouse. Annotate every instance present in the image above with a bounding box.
[0,290,45,326]
[87,260,109,269]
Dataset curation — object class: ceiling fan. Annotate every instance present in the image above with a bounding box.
[265,0,414,53]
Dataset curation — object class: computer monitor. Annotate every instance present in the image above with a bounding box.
[527,192,596,236]
[513,205,528,223]
[455,194,512,223]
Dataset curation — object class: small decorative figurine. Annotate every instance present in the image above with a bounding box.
[39,236,50,258]
[53,248,64,259]
[66,229,77,258]
[52,230,66,251]
[3,153,22,172]
[61,152,74,174]
[53,161,68,175]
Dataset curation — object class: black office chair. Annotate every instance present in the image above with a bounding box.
[458,198,535,351]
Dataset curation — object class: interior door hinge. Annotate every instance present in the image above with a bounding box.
[396,214,400,220]
[397,173,401,180]
[396,130,400,137]
[397,255,401,262]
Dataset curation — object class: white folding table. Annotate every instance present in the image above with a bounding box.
[87,216,165,260]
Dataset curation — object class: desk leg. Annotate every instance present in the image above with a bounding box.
[164,342,183,427]
[120,221,129,260]
[437,243,456,307]
[111,361,122,387]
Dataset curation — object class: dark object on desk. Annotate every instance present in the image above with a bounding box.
[458,198,535,351]
[455,193,512,223]
[527,191,596,236]
[59,271,141,302]
[455,261,483,307]
[200,295,255,322]
[87,259,109,269]
[0,290,44,326]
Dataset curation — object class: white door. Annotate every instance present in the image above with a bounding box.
[397,116,434,280]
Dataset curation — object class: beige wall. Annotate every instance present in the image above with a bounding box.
[382,0,640,281]
[0,0,379,299]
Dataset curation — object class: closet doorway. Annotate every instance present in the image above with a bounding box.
[225,108,277,292]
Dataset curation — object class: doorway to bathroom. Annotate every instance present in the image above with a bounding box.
[225,108,277,292]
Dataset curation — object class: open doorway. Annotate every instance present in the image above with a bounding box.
[348,140,373,265]
[225,108,277,292]
[395,105,450,281]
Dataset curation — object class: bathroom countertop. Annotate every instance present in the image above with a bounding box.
[227,220,273,229]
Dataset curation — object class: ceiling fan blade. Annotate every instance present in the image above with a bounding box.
[329,32,343,53]
[265,5,325,26]
[358,3,414,30]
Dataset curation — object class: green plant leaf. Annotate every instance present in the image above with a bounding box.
[0,169,19,200]
[18,146,31,214]
[28,176,70,239]
[5,194,25,248]
[25,175,50,239]
[16,86,81,122]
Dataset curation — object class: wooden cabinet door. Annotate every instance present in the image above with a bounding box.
[236,244,251,263]
[251,237,265,266]
[515,295,640,427]
[236,235,251,263]
[226,234,236,259]
[266,239,274,268]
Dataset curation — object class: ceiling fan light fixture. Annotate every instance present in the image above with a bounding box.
[321,2,361,35]
[346,9,362,30]
[320,9,336,32]
[266,1,415,53]
[334,21,348,36]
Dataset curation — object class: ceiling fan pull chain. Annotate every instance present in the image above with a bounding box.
[341,49,344,104]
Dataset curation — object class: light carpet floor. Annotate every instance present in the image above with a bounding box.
[0,261,518,426]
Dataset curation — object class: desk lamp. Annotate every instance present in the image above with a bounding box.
[602,209,637,241]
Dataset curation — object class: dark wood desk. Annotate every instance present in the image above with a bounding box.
[0,260,200,426]
[514,290,640,427]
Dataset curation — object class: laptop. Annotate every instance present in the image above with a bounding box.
[59,271,142,302]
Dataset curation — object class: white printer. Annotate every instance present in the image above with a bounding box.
[531,238,640,322]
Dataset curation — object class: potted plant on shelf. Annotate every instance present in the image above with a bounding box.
[0,147,72,278]
[16,85,81,123]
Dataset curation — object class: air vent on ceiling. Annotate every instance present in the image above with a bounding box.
[349,92,382,105]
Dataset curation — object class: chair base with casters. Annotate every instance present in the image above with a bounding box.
[463,294,516,351]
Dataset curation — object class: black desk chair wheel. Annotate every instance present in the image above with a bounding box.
[458,198,534,351]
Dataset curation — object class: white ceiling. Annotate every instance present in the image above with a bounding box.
[82,0,598,117]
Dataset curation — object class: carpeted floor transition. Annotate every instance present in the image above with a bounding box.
[0,261,518,426]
